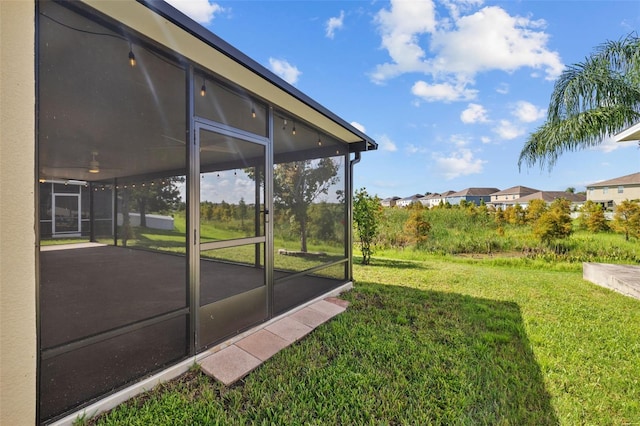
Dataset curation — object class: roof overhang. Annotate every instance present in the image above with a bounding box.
[80,0,376,152]
[614,121,640,142]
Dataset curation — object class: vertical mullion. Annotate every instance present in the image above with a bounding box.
[266,107,274,318]
[187,67,199,354]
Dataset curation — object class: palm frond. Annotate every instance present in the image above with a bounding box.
[521,34,640,170]
[519,105,640,171]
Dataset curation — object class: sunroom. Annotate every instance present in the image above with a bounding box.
[33,0,376,423]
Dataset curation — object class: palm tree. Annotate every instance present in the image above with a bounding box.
[519,33,640,170]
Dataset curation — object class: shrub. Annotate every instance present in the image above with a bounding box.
[613,200,640,241]
[353,188,382,265]
[578,200,609,232]
[404,208,431,248]
[533,199,573,246]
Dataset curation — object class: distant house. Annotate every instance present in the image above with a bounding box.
[381,196,401,207]
[586,172,640,209]
[423,190,456,208]
[503,191,586,210]
[418,193,437,207]
[489,186,540,210]
[446,188,500,206]
[396,194,424,208]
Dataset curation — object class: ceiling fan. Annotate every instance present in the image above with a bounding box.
[40,150,121,180]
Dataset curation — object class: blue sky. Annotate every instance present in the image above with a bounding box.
[167,0,640,199]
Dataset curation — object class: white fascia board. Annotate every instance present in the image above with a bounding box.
[614,121,640,142]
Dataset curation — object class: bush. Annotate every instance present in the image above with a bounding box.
[578,200,609,232]
[353,188,382,265]
[533,199,573,246]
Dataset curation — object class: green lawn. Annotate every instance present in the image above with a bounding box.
[86,255,640,425]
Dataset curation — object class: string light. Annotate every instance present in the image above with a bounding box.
[251,105,256,118]
[292,122,296,135]
[200,78,206,97]
[282,118,287,130]
[128,42,136,67]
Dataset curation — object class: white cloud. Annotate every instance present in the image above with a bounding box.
[429,7,563,81]
[449,134,471,147]
[268,58,302,85]
[512,101,546,123]
[411,81,477,102]
[441,0,484,21]
[496,83,509,94]
[350,121,366,133]
[371,0,437,82]
[590,136,634,153]
[371,1,564,94]
[461,103,489,123]
[480,136,492,144]
[326,10,345,39]
[493,119,524,140]
[164,0,224,25]
[378,134,398,152]
[433,148,486,180]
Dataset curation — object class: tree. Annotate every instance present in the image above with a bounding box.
[494,208,506,226]
[353,188,382,265]
[404,208,431,248]
[273,158,340,252]
[238,197,248,229]
[519,34,640,170]
[565,187,576,194]
[613,200,640,241]
[533,199,573,244]
[504,204,526,225]
[579,200,609,232]
[526,199,548,224]
[128,177,184,227]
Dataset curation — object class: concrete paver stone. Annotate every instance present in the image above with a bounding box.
[289,306,332,328]
[265,316,313,343]
[198,297,349,386]
[308,299,346,316]
[235,329,290,361]
[200,345,262,386]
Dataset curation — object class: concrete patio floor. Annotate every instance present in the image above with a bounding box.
[199,297,349,385]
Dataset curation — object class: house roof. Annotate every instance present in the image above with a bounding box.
[400,194,424,201]
[422,193,441,200]
[614,121,640,142]
[516,191,586,203]
[450,187,500,197]
[381,196,401,202]
[490,185,540,196]
[586,172,640,188]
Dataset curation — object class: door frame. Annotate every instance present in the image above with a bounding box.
[52,192,81,237]
[192,118,273,350]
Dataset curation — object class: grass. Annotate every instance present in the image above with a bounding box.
[86,255,640,425]
[374,207,640,264]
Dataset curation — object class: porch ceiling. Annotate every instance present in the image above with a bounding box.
[82,0,376,150]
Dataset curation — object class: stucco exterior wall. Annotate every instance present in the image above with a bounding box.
[0,1,37,424]
[587,185,640,206]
